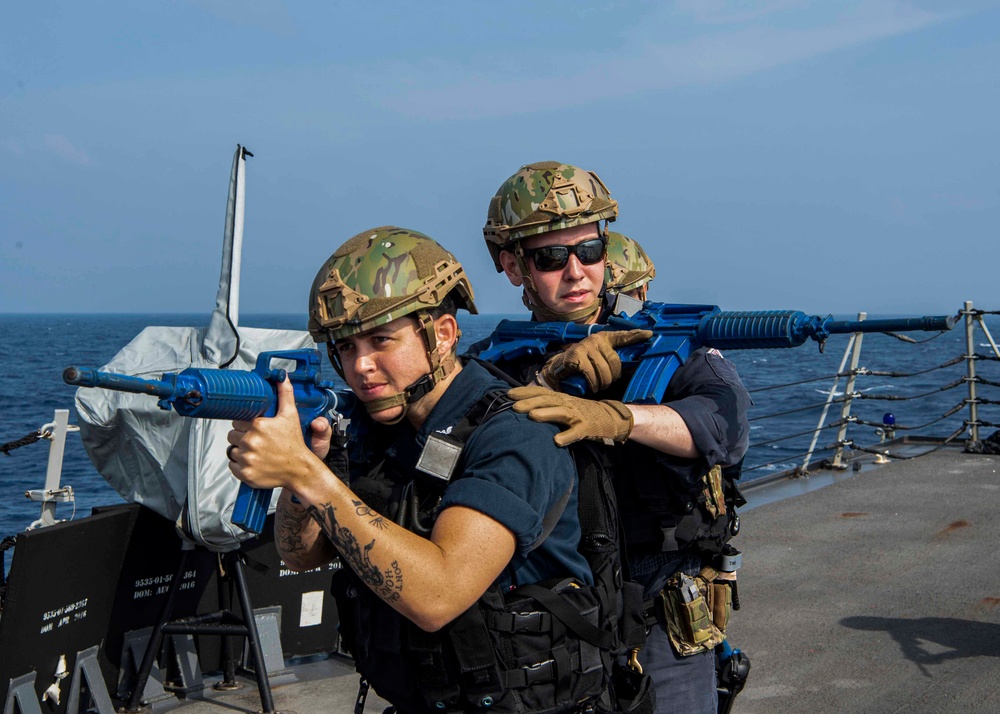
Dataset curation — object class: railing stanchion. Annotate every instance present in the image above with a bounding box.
[964,300,979,444]
[832,313,867,469]
[975,312,1000,360]
[800,334,856,475]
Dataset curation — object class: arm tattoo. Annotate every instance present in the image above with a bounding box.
[275,503,313,562]
[354,499,389,530]
[308,501,404,603]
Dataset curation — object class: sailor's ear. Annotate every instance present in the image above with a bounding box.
[498,250,523,288]
[434,313,459,355]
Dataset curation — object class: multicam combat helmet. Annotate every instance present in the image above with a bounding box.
[484,162,618,323]
[483,161,618,272]
[308,226,477,419]
[605,232,656,297]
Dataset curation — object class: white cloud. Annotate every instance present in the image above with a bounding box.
[43,134,94,165]
[377,1,956,120]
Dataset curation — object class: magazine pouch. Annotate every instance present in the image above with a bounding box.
[659,571,724,656]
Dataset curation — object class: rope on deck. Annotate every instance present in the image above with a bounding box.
[966,430,1000,454]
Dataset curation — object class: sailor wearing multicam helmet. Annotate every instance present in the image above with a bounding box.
[471,162,752,714]
[227,226,618,713]
[605,231,656,303]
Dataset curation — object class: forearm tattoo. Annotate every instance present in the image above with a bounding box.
[354,500,389,530]
[308,501,404,603]
[275,502,314,565]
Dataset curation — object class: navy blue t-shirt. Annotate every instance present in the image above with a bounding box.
[373,360,592,590]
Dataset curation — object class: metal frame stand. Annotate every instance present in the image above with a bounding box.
[123,547,277,713]
[3,674,42,714]
[65,646,116,714]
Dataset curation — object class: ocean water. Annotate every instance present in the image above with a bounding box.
[1,311,998,538]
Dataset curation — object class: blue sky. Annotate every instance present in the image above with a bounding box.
[2,0,997,318]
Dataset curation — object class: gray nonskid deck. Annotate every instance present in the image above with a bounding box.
[730,451,1000,713]
[149,655,391,713]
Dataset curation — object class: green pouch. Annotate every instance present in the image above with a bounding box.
[710,580,733,634]
[658,572,725,656]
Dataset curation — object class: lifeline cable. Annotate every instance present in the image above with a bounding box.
[747,371,848,393]
[749,423,838,449]
[864,356,965,378]
[852,406,962,432]
[850,424,968,461]
[1,430,43,456]
[882,330,952,345]
[854,378,965,402]
[749,396,850,422]
[742,446,837,474]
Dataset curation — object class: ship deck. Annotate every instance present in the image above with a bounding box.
[150,449,1000,713]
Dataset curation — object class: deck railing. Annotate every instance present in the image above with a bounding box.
[738,300,1000,480]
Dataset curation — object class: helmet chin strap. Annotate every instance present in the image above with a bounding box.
[359,311,458,424]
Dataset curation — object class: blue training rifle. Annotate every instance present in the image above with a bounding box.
[478,303,958,403]
[63,349,355,534]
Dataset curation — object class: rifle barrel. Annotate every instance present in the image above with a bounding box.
[63,366,175,399]
[699,311,956,350]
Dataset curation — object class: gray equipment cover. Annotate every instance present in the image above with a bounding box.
[73,145,312,551]
[74,325,312,551]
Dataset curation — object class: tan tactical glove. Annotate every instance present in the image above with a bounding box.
[509,386,634,446]
[536,329,653,393]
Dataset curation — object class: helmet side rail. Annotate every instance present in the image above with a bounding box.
[63,348,356,534]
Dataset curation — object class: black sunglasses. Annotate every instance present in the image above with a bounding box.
[521,237,607,272]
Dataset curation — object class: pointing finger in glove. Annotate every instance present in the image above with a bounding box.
[539,329,653,393]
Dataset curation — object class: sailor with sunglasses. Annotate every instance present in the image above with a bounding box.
[472,162,752,714]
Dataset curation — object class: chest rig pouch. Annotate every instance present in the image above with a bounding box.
[331,387,651,714]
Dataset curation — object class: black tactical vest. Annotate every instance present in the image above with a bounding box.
[331,388,651,714]
[613,444,745,557]
[473,351,746,558]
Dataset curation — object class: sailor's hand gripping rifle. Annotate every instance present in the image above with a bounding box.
[64,349,355,534]
[479,303,958,402]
